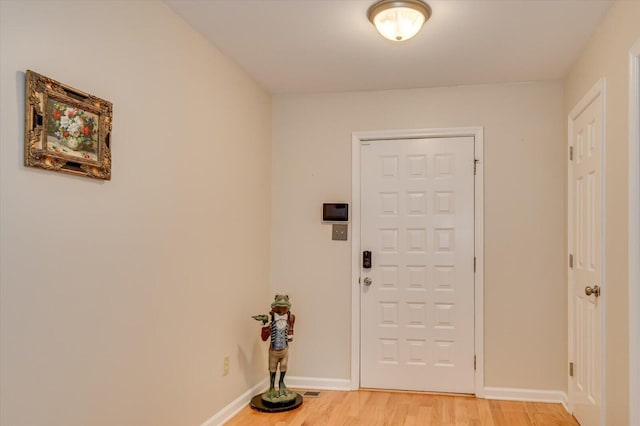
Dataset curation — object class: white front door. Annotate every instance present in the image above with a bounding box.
[360,137,475,393]
[569,87,604,426]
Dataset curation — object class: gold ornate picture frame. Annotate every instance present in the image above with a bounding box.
[24,70,112,180]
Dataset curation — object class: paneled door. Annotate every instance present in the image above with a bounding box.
[360,137,475,393]
[569,88,604,426]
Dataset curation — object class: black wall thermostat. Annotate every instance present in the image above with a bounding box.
[323,203,349,222]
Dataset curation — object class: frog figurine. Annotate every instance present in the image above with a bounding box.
[250,294,301,411]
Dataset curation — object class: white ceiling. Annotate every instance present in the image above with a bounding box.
[165,0,613,94]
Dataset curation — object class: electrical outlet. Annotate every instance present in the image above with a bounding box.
[223,355,230,376]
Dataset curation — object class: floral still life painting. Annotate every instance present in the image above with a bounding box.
[46,99,99,162]
[24,70,112,180]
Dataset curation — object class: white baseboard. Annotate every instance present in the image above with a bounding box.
[286,376,352,391]
[484,387,569,412]
[200,378,268,426]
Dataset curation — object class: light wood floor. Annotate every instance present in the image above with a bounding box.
[225,390,580,425]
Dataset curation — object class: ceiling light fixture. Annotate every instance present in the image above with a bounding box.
[367,0,431,42]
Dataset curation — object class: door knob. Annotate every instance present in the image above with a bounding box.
[363,277,372,286]
[585,285,601,297]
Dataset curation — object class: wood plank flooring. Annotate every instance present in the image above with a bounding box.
[225,390,579,425]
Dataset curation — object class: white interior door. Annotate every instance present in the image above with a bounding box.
[570,90,604,426]
[360,137,475,393]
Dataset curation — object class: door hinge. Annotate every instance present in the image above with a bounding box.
[569,254,573,268]
[569,362,574,377]
[569,146,574,161]
[474,159,479,175]
[474,355,477,370]
[473,257,477,272]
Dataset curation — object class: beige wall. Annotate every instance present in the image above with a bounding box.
[564,1,640,425]
[0,2,271,425]
[272,81,566,391]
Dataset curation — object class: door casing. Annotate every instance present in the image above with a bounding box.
[350,127,484,397]
[629,37,640,426]
[567,78,606,424]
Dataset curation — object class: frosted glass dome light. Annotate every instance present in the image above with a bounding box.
[367,0,431,42]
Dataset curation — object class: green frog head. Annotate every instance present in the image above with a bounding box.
[271,294,291,314]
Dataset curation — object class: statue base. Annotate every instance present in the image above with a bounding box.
[250,391,303,413]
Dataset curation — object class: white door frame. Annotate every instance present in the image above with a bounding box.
[628,37,640,426]
[567,78,606,422]
[350,127,484,397]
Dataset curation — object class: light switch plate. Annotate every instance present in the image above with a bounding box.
[332,224,348,241]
